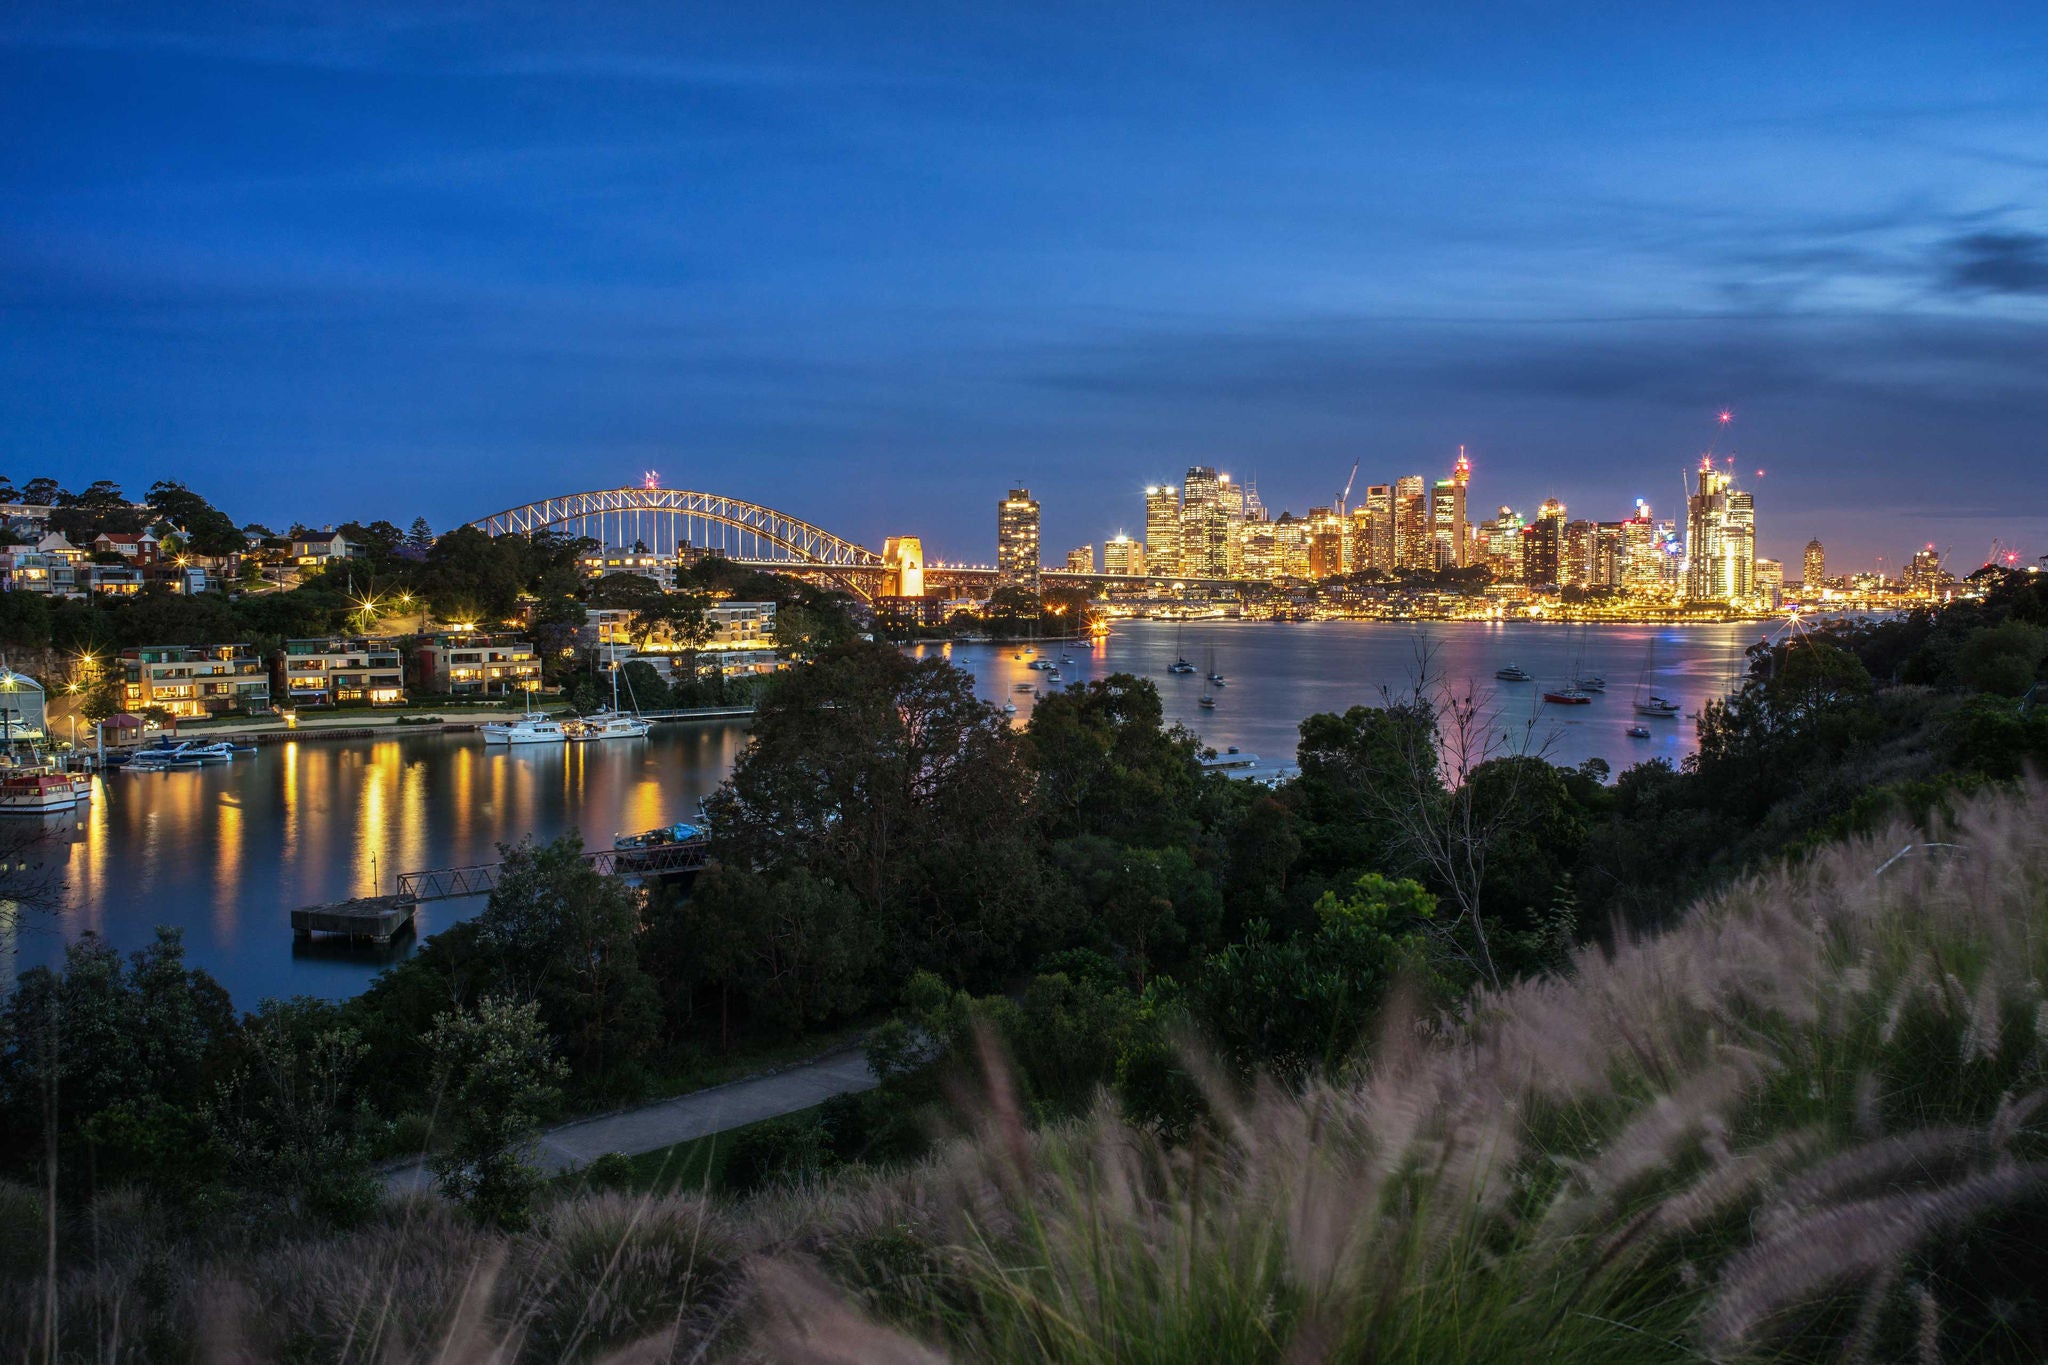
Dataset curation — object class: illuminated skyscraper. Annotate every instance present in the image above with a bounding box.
[1484,506,1525,582]
[1065,545,1095,573]
[997,487,1041,594]
[1144,485,1181,575]
[1563,519,1597,588]
[1180,466,1229,578]
[1219,472,1247,576]
[1359,484,1394,574]
[1393,475,1429,571]
[1684,461,1756,601]
[1803,539,1826,589]
[1622,501,1661,593]
[1306,506,1346,578]
[1429,447,1472,569]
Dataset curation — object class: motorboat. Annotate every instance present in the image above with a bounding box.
[182,742,236,764]
[614,821,706,853]
[1542,689,1593,705]
[1028,659,1056,671]
[612,820,709,874]
[481,714,568,745]
[1626,724,1652,738]
[1495,664,1532,682]
[1012,681,1035,692]
[1572,675,1607,692]
[1207,672,1226,686]
[0,767,93,815]
[568,711,651,742]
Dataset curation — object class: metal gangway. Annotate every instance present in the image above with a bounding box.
[395,840,710,902]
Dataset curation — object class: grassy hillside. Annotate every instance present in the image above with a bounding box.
[7,782,2047,1361]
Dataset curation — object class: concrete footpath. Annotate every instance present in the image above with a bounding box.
[382,1045,879,1196]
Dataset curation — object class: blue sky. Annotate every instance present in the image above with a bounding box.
[3,2,2046,571]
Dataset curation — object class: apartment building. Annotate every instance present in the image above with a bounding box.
[279,636,407,707]
[411,632,541,696]
[120,645,272,719]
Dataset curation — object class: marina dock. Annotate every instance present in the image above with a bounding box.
[290,894,418,944]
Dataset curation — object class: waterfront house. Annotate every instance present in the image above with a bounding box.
[411,632,541,696]
[278,636,407,707]
[120,644,272,719]
[92,530,159,564]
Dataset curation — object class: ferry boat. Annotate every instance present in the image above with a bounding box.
[1495,664,1532,682]
[0,767,93,815]
[1542,689,1593,705]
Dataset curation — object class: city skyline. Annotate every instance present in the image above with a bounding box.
[5,5,2046,570]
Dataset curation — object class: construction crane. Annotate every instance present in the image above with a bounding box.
[1337,460,1359,516]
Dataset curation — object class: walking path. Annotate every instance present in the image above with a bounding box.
[382,1045,879,1196]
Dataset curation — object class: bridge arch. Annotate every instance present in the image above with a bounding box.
[471,487,883,571]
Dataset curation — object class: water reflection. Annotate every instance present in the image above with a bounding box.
[23,722,751,1005]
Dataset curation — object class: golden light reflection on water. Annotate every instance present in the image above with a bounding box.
[32,722,754,1002]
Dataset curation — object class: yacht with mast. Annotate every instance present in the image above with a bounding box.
[568,649,652,743]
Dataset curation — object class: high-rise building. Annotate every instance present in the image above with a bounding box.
[1803,538,1826,589]
[997,488,1041,594]
[1102,533,1145,577]
[1180,466,1229,578]
[1144,486,1181,577]
[1484,506,1525,582]
[1219,473,1247,576]
[1684,460,1756,602]
[1622,502,1661,594]
[1306,507,1347,578]
[1429,448,1472,569]
[1065,545,1095,573]
[1563,519,1597,588]
[1903,545,1953,598]
[1359,484,1394,574]
[1520,498,1566,586]
[1754,557,1784,607]
[1241,517,1278,581]
[1592,522,1626,589]
[1393,476,1430,571]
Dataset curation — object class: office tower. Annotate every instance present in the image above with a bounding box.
[1803,538,1826,588]
[1241,518,1278,580]
[1273,513,1311,578]
[1180,466,1229,578]
[1484,506,1525,582]
[1241,478,1266,524]
[1219,472,1247,576]
[1306,507,1347,578]
[1144,486,1181,576]
[1592,522,1625,589]
[1563,519,1597,588]
[1065,545,1095,573]
[1520,498,1566,586]
[1903,545,1950,598]
[1393,475,1429,571]
[997,487,1041,594]
[1359,484,1394,573]
[1102,533,1145,577]
[1429,447,1472,569]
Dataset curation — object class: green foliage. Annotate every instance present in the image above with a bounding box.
[426,994,568,1229]
[1950,620,2048,696]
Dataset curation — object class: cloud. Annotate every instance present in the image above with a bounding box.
[1941,231,2048,295]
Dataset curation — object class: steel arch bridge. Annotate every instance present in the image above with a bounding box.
[471,487,884,574]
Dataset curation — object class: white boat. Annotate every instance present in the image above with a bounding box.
[1168,658,1197,674]
[568,711,651,742]
[1627,724,1652,738]
[483,716,568,744]
[1634,695,1682,719]
[0,767,92,815]
[1001,702,1017,715]
[1495,664,1532,682]
[183,742,236,764]
[1573,675,1607,692]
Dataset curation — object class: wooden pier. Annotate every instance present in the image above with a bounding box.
[290,894,418,943]
[394,840,709,902]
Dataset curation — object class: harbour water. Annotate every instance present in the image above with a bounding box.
[10,620,1760,1006]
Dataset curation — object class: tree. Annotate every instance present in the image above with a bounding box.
[1951,622,2048,697]
[405,517,435,552]
[470,837,661,1087]
[48,480,141,540]
[425,994,567,1229]
[145,481,245,557]
[0,591,50,652]
[1189,874,1437,1085]
[1025,675,1203,846]
[680,865,882,1039]
[708,642,1044,985]
[205,997,376,1224]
